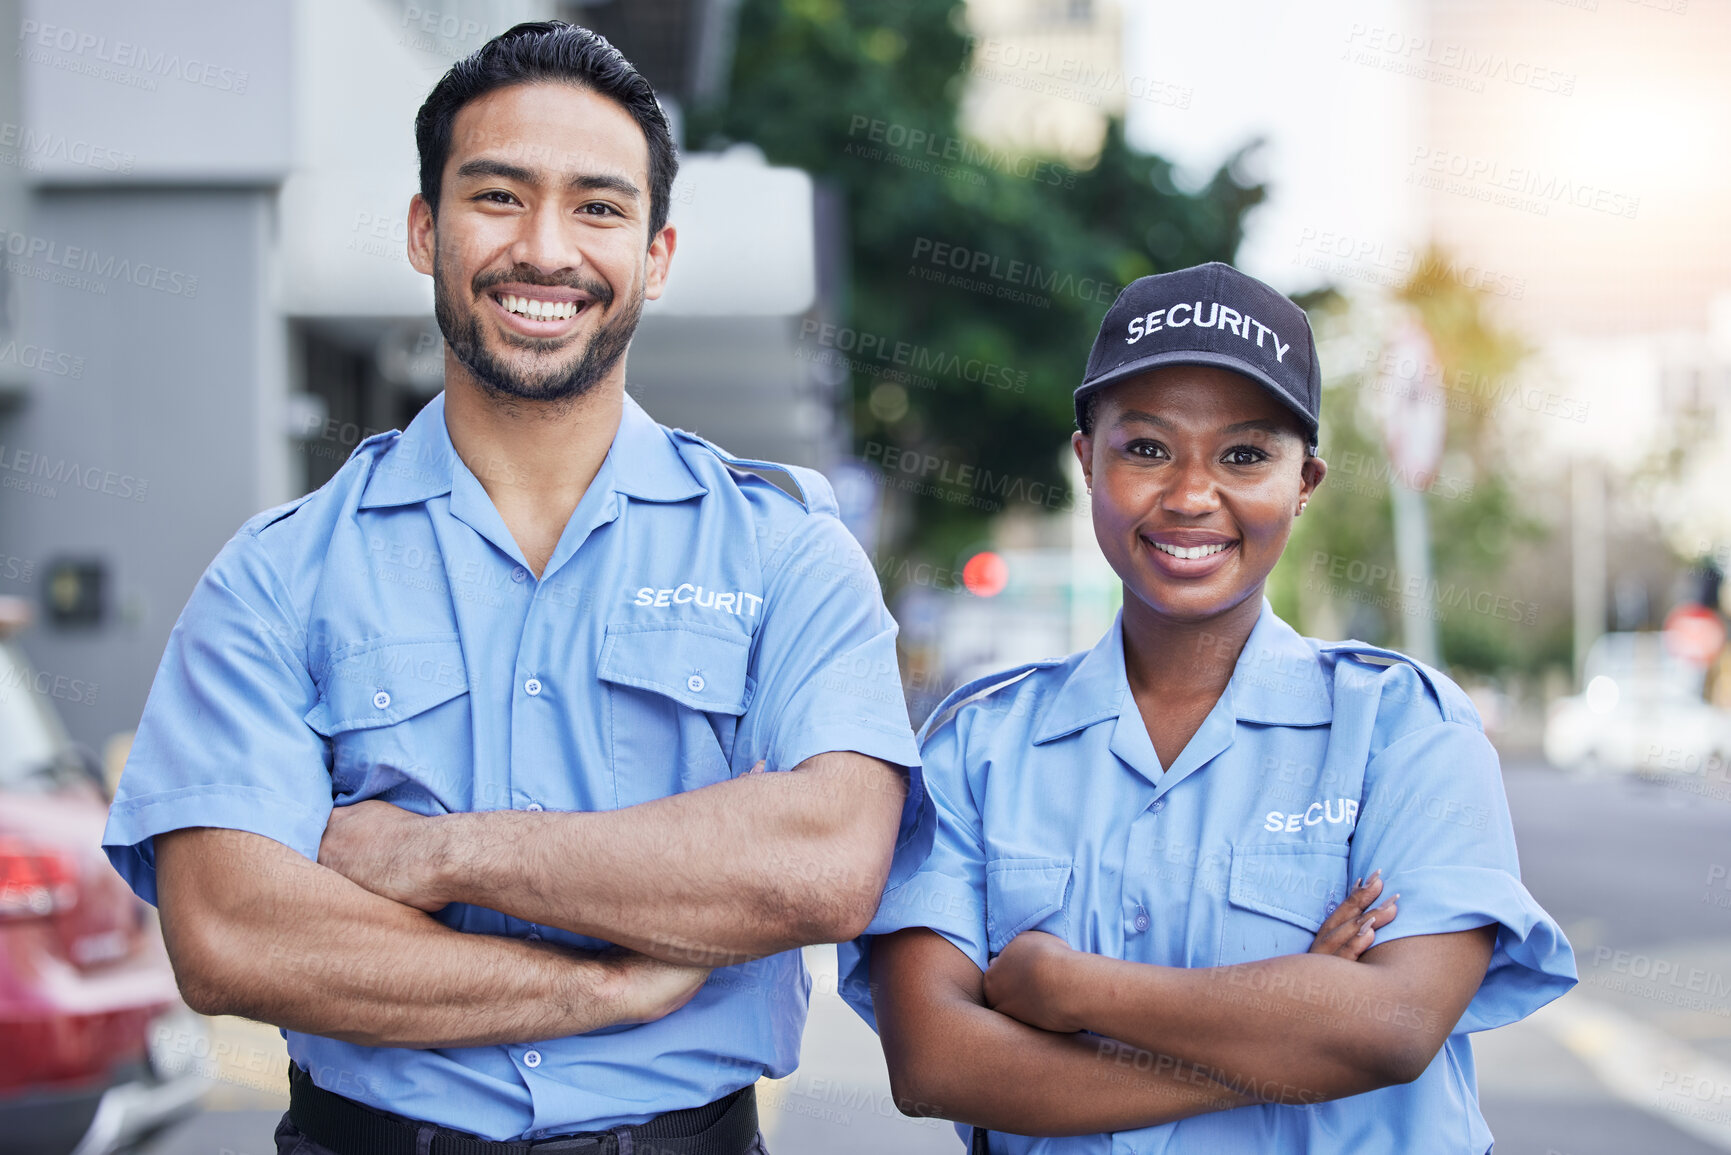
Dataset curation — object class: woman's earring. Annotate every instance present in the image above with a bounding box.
[1297,500,1308,516]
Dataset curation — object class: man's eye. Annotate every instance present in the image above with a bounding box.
[476,190,518,204]
[578,203,620,217]
[1224,446,1268,465]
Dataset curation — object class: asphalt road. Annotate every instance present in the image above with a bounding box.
[135,756,1731,1155]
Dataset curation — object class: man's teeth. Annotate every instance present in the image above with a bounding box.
[499,294,580,320]
[1153,542,1230,560]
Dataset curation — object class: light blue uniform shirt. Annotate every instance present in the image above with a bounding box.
[840,601,1575,1155]
[103,392,929,1140]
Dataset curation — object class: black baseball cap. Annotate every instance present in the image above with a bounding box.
[1075,262,1321,441]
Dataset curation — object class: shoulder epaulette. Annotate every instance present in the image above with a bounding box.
[239,491,318,537]
[1320,640,1478,726]
[918,659,1067,743]
[667,428,836,516]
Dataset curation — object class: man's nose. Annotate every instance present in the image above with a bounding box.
[509,202,584,274]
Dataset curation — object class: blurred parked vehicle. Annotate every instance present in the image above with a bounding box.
[0,598,205,1155]
[1544,630,1731,776]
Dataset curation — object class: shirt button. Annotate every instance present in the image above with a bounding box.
[687,674,706,693]
[1151,799,1165,814]
[525,678,542,696]
[526,932,542,942]
[523,1050,542,1068]
[372,690,391,710]
[525,802,544,812]
[511,566,528,583]
[1133,906,1150,933]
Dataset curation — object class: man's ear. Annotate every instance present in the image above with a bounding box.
[407,193,436,277]
[642,224,678,300]
[1072,430,1094,492]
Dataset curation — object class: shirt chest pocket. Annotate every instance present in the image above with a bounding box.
[985,856,1074,958]
[596,622,755,806]
[305,636,473,812]
[1216,843,1349,965]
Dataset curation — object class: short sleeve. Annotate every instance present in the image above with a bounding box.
[101,534,334,906]
[744,513,930,890]
[1348,721,1577,1032]
[837,714,990,1033]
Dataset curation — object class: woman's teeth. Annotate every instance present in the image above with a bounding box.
[499,294,580,320]
[1153,542,1230,560]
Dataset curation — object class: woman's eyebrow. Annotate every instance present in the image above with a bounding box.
[1221,419,1288,436]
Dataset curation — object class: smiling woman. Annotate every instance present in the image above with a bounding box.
[839,262,1578,1155]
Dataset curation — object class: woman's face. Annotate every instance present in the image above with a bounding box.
[1073,365,1326,627]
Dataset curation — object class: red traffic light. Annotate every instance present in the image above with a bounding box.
[962,551,1008,597]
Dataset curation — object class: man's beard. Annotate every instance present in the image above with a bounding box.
[432,252,643,405]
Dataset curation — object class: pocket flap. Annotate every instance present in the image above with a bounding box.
[1227,844,1350,933]
[306,636,471,735]
[985,856,1073,956]
[597,622,754,715]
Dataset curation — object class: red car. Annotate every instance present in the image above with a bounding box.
[0,598,206,1154]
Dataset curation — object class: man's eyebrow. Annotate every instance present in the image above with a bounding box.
[453,160,642,202]
[568,173,640,200]
[454,158,537,184]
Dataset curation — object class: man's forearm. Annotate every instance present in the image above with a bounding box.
[158,827,661,1048]
[423,753,907,964]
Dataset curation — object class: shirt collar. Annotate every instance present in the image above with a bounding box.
[359,391,706,511]
[1032,599,1332,744]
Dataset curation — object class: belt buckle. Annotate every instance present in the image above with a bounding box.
[526,1135,612,1154]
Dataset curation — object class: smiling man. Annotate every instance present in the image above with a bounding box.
[101,22,928,1155]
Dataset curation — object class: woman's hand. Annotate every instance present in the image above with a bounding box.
[984,930,1085,1033]
[1309,871,1399,960]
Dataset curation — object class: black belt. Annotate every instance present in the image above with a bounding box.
[288,1064,759,1155]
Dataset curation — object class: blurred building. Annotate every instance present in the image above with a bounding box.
[959,0,1125,165]
[0,0,835,751]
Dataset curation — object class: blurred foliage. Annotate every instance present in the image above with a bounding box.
[691,0,1263,565]
[1269,253,1568,677]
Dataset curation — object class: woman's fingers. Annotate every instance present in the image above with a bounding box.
[1308,871,1382,955]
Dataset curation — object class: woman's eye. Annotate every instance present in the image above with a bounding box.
[1126,440,1166,459]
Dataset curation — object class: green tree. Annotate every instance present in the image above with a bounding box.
[693,0,1263,565]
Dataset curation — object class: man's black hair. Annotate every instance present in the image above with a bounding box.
[414,21,678,241]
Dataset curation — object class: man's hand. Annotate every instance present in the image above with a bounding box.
[318,800,449,912]
[600,948,714,1024]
